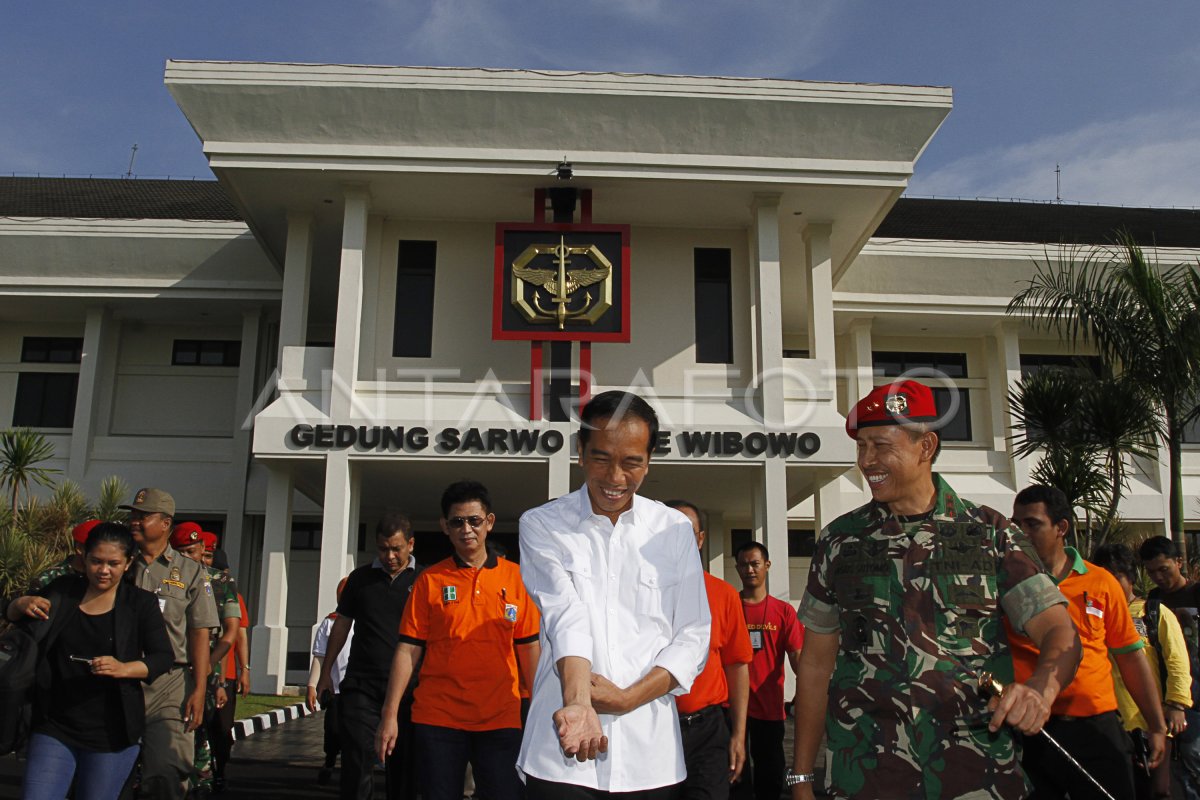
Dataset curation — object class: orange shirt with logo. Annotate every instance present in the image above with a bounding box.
[1006,548,1143,717]
[677,573,754,714]
[399,554,539,731]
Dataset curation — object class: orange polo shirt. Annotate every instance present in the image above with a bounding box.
[399,552,540,731]
[1006,548,1143,717]
[677,573,754,714]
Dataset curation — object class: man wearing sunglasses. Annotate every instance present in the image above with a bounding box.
[376,480,540,800]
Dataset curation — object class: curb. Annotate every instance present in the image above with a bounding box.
[232,701,314,742]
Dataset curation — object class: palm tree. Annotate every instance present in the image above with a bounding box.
[1009,232,1200,558]
[0,428,59,515]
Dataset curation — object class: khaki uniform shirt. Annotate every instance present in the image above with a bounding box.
[132,545,220,664]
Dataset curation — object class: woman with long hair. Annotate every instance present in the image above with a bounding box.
[5,522,173,800]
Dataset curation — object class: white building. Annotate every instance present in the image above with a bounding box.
[1,62,1197,690]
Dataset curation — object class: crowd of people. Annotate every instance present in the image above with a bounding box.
[6,490,250,799]
[5,383,1200,800]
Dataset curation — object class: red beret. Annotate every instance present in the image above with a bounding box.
[72,519,102,545]
[170,521,204,550]
[199,530,219,551]
[846,380,939,438]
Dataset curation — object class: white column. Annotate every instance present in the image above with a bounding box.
[278,211,314,363]
[753,459,790,603]
[802,223,835,365]
[331,187,371,421]
[250,466,293,693]
[842,318,874,501]
[223,308,262,578]
[706,510,728,580]
[68,306,110,481]
[547,437,572,499]
[313,450,357,648]
[752,194,785,425]
[989,321,1030,491]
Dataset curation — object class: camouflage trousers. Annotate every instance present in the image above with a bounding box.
[188,687,217,794]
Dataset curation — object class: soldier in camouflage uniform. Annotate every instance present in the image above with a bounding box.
[789,380,1082,800]
[172,523,243,798]
[29,519,100,590]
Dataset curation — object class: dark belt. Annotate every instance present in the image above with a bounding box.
[679,704,722,726]
[1050,710,1116,723]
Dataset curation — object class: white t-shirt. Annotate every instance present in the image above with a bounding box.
[312,614,353,693]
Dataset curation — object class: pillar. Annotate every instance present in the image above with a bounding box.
[223,307,262,578]
[706,510,728,580]
[331,187,370,421]
[989,321,1030,491]
[68,306,110,481]
[250,467,293,693]
[278,211,314,363]
[802,223,835,365]
[753,459,790,603]
[752,194,784,425]
[313,450,357,649]
[547,434,573,500]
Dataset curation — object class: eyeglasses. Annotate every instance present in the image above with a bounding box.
[447,515,487,530]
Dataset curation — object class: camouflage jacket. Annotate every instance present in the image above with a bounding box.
[206,567,242,679]
[797,474,1065,800]
[30,556,79,592]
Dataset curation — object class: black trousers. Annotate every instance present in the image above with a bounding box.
[741,717,784,800]
[207,679,237,779]
[338,677,417,800]
[525,775,680,800]
[1022,711,1136,800]
[323,692,342,769]
[414,723,523,800]
[679,705,732,800]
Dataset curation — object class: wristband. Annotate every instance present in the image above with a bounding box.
[785,770,816,786]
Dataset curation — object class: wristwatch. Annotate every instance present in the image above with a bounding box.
[785,770,816,786]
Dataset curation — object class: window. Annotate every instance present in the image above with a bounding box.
[22,337,82,364]
[788,529,816,558]
[393,240,437,358]
[13,372,78,428]
[1020,353,1102,378]
[782,349,810,359]
[730,529,753,554]
[872,351,973,441]
[172,340,240,367]
[694,248,733,364]
[290,522,322,551]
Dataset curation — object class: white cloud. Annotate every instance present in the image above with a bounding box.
[382,0,853,78]
[911,109,1200,208]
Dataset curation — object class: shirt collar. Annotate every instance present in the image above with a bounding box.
[372,555,416,574]
[1055,546,1088,583]
[451,548,500,570]
[574,483,643,525]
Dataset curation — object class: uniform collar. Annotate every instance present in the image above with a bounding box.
[1052,546,1088,584]
[573,483,644,525]
[451,548,500,570]
[141,544,179,567]
[866,473,964,528]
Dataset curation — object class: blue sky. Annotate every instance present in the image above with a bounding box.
[3,1,1198,207]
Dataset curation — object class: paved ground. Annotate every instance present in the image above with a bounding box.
[0,711,811,799]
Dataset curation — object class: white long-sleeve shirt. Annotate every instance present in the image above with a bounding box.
[516,486,710,792]
[311,614,353,693]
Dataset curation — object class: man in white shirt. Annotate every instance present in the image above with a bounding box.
[518,390,711,799]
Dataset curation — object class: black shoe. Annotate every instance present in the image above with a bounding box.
[213,777,226,794]
[317,768,332,785]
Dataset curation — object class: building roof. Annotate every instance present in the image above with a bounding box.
[0,177,239,221]
[878,197,1200,249]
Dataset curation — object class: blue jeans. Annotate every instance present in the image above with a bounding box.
[21,732,139,800]
[413,723,523,800]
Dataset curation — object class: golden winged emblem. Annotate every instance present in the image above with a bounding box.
[510,236,613,329]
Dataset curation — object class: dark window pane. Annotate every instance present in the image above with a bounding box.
[393,241,437,358]
[286,652,310,671]
[22,337,82,364]
[290,522,322,551]
[13,372,78,427]
[788,529,816,558]
[694,248,733,364]
[172,340,240,367]
[730,529,753,554]
[932,387,972,441]
[873,351,967,379]
[1019,353,1102,378]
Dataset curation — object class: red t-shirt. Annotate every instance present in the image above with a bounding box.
[677,573,754,714]
[743,594,804,721]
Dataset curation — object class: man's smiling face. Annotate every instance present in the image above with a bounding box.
[855,425,935,509]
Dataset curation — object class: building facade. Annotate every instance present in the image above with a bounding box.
[1,62,1197,690]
